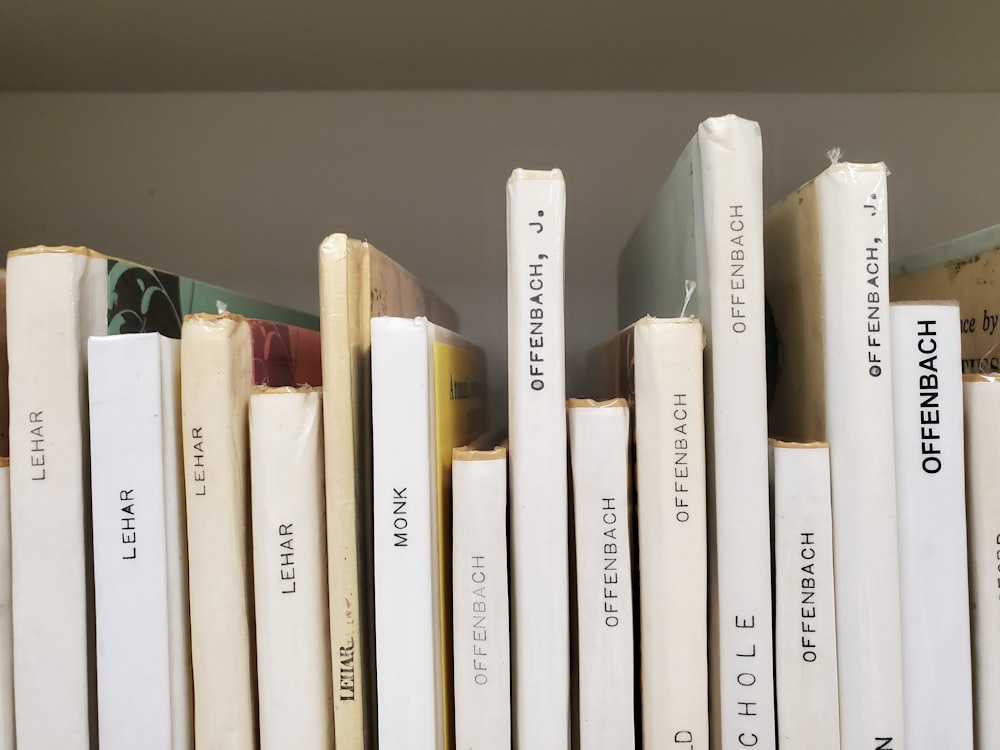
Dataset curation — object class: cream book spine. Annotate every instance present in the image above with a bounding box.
[88,332,192,750]
[567,399,635,750]
[890,302,973,749]
[770,441,841,749]
[180,315,258,750]
[816,163,904,749]
[765,161,905,747]
[451,444,511,750]
[250,387,334,750]
[6,247,107,748]
[372,316,438,750]
[0,459,13,750]
[697,118,775,748]
[631,317,708,747]
[961,374,1000,748]
[506,167,570,749]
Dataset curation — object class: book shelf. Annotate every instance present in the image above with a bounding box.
[2,8,1000,421]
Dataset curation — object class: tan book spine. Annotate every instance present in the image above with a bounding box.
[181,315,258,750]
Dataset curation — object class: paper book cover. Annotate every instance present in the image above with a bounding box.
[507,168,570,749]
[764,161,905,748]
[451,443,511,750]
[0,459,13,750]
[962,374,1000,747]
[88,333,191,750]
[890,223,1000,372]
[372,315,487,750]
[318,234,459,750]
[5,245,316,747]
[617,116,774,748]
[890,302,973,749]
[181,313,322,750]
[567,398,635,750]
[770,441,840,750]
[250,386,333,750]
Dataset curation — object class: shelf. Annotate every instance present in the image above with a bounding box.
[2,1,1000,92]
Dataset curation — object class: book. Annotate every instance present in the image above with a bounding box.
[451,442,511,750]
[617,115,774,747]
[890,222,1000,372]
[249,386,333,750]
[961,373,1000,747]
[567,398,635,750]
[317,234,459,750]
[506,167,570,749]
[764,160,905,747]
[370,315,488,750]
[87,333,191,750]
[769,440,840,749]
[0,459,13,750]
[181,312,322,750]
[589,315,708,747]
[4,245,316,748]
[889,301,974,748]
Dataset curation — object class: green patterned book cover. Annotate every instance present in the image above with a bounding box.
[106,257,317,336]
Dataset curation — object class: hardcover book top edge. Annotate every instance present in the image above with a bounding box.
[7,245,104,259]
[567,397,628,410]
[768,439,829,450]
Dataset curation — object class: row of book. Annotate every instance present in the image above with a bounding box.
[0,112,999,749]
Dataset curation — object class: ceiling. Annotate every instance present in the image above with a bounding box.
[2,1,999,92]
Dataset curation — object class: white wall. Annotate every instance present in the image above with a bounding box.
[3,91,999,421]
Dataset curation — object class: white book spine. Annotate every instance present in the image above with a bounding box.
[0,461,14,750]
[159,336,193,750]
[371,316,439,750]
[890,302,973,748]
[631,317,708,747]
[89,333,190,750]
[771,441,841,749]
[817,162,905,747]
[451,446,512,750]
[6,248,107,748]
[698,117,775,747]
[961,374,1000,748]
[568,399,635,750]
[506,168,570,749]
[180,315,258,750]
[250,387,334,750]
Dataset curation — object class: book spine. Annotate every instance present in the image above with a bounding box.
[6,249,107,748]
[318,235,370,749]
[158,334,194,750]
[180,315,258,750]
[697,117,775,748]
[961,374,1000,747]
[506,168,570,749]
[249,387,334,750]
[816,163,905,747]
[567,399,635,750]
[371,316,439,749]
[890,302,974,748]
[771,442,841,749]
[633,318,708,747]
[88,333,178,750]
[0,460,13,750]
[451,448,511,750]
